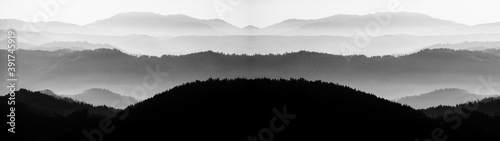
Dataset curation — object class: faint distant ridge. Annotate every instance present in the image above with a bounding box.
[70,88,138,109]
[38,89,61,98]
[2,12,500,36]
[38,89,77,103]
[263,12,467,36]
[427,41,500,51]
[84,12,233,36]
[396,88,494,109]
[6,80,500,140]
[29,41,119,51]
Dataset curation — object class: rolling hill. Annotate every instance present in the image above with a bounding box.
[1,89,118,140]
[84,12,235,36]
[104,78,499,140]
[3,79,500,140]
[263,12,467,36]
[422,96,500,117]
[396,88,496,109]
[68,88,138,109]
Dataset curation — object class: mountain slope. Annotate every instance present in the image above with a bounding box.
[1,89,118,140]
[436,22,500,35]
[31,41,119,51]
[2,48,499,99]
[396,88,494,109]
[108,78,433,140]
[1,89,117,117]
[426,41,500,51]
[422,97,500,118]
[0,19,113,35]
[69,88,138,109]
[84,12,231,36]
[264,12,467,36]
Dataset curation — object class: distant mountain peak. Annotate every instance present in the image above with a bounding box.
[429,88,470,94]
[111,12,162,18]
[38,89,58,96]
[243,25,259,30]
[73,88,138,109]
[82,88,116,95]
[396,88,483,109]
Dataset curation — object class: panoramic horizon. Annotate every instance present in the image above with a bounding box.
[2,0,500,28]
[3,11,500,28]
[1,0,500,141]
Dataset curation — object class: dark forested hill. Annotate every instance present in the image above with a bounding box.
[105,78,499,141]
[2,79,500,141]
[422,97,500,117]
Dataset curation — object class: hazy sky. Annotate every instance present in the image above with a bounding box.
[1,0,500,28]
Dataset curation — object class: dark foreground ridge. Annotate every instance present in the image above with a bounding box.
[2,78,500,141]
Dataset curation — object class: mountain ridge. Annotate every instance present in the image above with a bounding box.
[2,48,499,100]
[68,88,138,109]
[396,88,497,109]
[2,12,500,36]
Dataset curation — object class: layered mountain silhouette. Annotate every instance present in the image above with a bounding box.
[264,12,467,36]
[2,11,500,56]
[396,88,496,109]
[68,88,138,109]
[2,12,500,37]
[1,48,498,99]
[4,79,500,141]
[4,30,500,56]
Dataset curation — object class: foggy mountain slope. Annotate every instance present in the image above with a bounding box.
[68,88,138,109]
[0,19,115,35]
[31,41,119,51]
[2,12,491,37]
[84,12,231,36]
[1,89,118,141]
[264,12,467,36]
[396,88,494,109]
[2,48,499,99]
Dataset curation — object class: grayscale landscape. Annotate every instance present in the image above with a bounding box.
[1,0,499,141]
